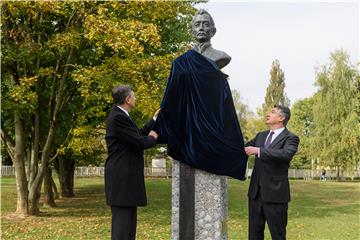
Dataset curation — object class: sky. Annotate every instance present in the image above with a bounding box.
[195,1,359,111]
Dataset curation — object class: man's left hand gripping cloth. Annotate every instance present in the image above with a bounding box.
[153,50,248,180]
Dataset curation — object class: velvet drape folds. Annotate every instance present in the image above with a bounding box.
[153,50,248,180]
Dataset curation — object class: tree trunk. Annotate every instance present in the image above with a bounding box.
[51,173,59,199]
[336,166,341,181]
[28,46,74,214]
[29,119,57,214]
[29,111,40,189]
[43,166,56,207]
[28,112,42,215]
[25,149,31,180]
[55,155,75,197]
[27,30,42,209]
[28,171,43,215]
[13,112,29,216]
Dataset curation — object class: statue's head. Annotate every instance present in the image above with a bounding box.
[192,9,216,43]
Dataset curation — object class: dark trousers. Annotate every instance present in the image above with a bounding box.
[111,206,137,240]
[248,191,288,240]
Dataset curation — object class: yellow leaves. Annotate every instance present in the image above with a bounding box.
[96,4,109,15]
[47,29,82,52]
[38,67,55,78]
[84,14,160,56]
[9,76,38,108]
[4,2,29,18]
[72,66,111,102]
[9,87,38,108]
[72,127,90,137]
[125,1,186,21]
[11,87,31,100]
[26,5,39,19]
[20,76,38,87]
[38,1,58,12]
[56,146,66,155]
[68,126,105,156]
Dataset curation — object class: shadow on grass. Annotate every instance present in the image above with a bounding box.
[39,184,109,218]
[37,179,173,219]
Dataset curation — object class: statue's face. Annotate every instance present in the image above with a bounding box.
[192,14,216,43]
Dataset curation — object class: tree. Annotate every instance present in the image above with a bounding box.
[287,97,315,169]
[65,1,198,156]
[231,89,253,141]
[311,50,360,180]
[262,59,290,115]
[1,1,198,216]
[245,59,291,169]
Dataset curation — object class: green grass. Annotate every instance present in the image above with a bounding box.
[1,177,359,239]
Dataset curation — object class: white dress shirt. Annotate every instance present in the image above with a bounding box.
[117,105,129,117]
[258,127,285,157]
[265,127,285,145]
[117,105,157,121]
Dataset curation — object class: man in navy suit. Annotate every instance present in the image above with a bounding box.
[105,85,159,240]
[245,105,300,240]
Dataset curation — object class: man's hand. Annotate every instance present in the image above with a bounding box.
[153,109,161,120]
[149,130,158,140]
[245,146,260,156]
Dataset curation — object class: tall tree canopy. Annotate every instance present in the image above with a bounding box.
[263,59,290,114]
[1,1,198,215]
[287,97,315,169]
[310,50,360,178]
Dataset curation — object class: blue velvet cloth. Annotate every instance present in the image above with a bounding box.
[153,50,248,180]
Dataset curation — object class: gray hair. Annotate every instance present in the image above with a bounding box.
[112,85,133,105]
[274,105,291,126]
[192,9,215,27]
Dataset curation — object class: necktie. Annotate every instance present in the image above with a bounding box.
[264,131,275,148]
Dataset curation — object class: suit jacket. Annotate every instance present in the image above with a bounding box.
[246,128,299,203]
[105,106,156,206]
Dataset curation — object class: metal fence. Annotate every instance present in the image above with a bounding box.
[75,167,105,177]
[1,166,359,179]
[0,166,172,178]
[74,167,172,178]
[1,165,15,176]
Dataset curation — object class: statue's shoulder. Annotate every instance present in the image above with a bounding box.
[208,46,231,60]
[205,46,231,69]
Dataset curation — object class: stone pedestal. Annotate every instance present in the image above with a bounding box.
[172,159,228,240]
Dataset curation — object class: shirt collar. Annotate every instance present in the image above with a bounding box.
[117,105,129,117]
[270,127,285,137]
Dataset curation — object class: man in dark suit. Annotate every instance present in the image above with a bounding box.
[105,85,159,240]
[245,105,300,240]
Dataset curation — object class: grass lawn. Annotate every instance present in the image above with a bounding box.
[1,177,359,239]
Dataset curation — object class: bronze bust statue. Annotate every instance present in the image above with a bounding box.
[192,9,231,69]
